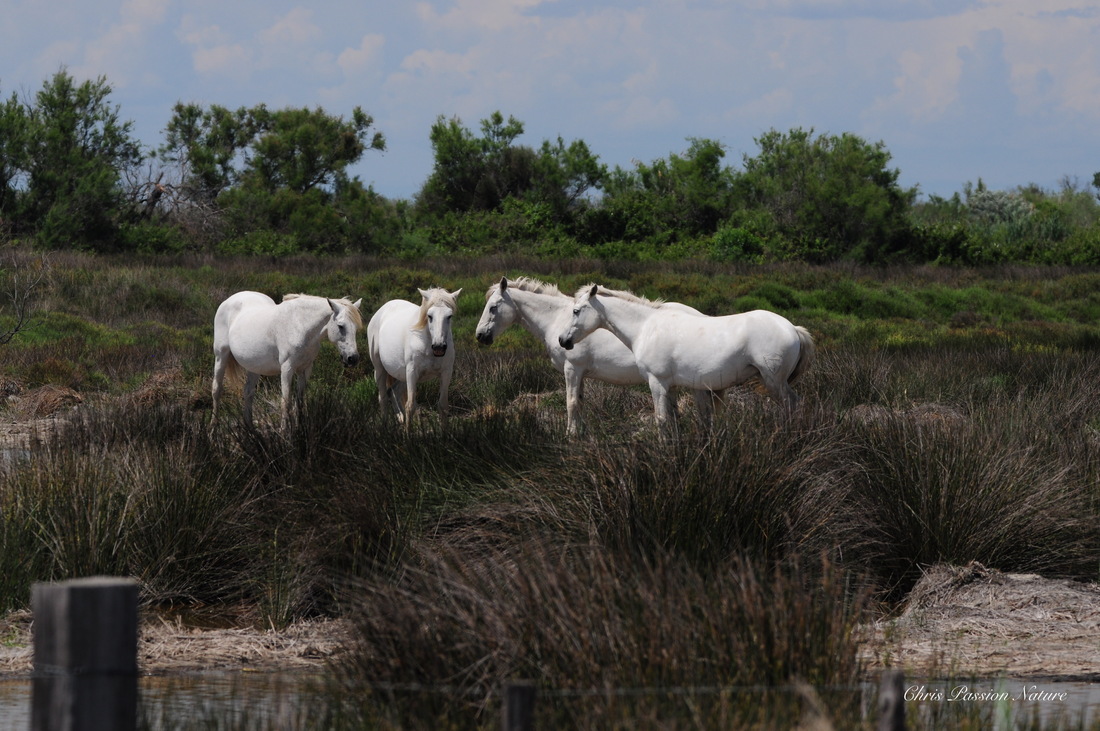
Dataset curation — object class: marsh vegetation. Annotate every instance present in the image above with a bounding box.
[2,252,1099,728]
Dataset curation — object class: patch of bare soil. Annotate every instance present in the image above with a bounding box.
[862,562,1100,680]
[0,384,83,449]
[0,610,350,677]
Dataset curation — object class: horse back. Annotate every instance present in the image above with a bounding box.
[214,292,277,333]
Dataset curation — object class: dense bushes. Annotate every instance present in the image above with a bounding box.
[5,72,1100,262]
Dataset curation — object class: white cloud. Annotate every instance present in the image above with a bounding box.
[258,8,321,47]
[338,34,386,76]
[192,43,253,80]
[415,0,548,32]
[603,95,679,131]
[399,47,478,77]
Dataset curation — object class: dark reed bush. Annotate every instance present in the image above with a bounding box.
[575,400,861,570]
[845,411,1100,598]
[337,543,867,729]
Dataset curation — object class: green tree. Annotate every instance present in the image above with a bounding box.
[531,136,607,218]
[0,91,28,225]
[592,138,734,250]
[161,103,258,203]
[418,111,531,215]
[15,71,142,249]
[735,128,915,262]
[161,102,386,252]
[245,106,385,194]
[162,103,383,200]
[414,111,606,255]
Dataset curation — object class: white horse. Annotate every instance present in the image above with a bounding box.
[558,284,815,437]
[368,287,462,425]
[211,291,363,430]
[476,276,723,434]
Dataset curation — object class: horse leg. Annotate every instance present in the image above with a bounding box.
[564,363,583,436]
[242,372,260,429]
[647,376,678,440]
[437,367,452,429]
[691,389,713,430]
[391,380,408,423]
[403,365,419,428]
[294,364,312,425]
[762,373,799,415]
[280,364,295,430]
[374,363,391,417]
[210,352,227,430]
[691,389,725,430]
[712,389,726,417]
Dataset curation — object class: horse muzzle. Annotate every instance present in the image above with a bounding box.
[476,331,494,346]
[344,353,360,367]
[432,344,448,357]
[558,336,574,351]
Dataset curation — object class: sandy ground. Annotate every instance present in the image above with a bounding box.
[1,610,350,677]
[861,562,1100,681]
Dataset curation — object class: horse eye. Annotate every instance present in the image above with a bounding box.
[572,308,580,316]
[489,305,497,314]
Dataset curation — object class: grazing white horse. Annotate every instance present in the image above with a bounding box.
[558,284,815,437]
[211,291,363,430]
[368,287,462,425]
[475,276,722,434]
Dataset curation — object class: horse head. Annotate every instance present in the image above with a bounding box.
[418,288,462,357]
[476,277,516,346]
[558,284,602,351]
[327,297,363,367]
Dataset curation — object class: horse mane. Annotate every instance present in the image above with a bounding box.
[281,293,364,328]
[576,284,665,309]
[413,288,459,330]
[485,276,565,300]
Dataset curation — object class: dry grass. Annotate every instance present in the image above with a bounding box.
[863,562,1100,679]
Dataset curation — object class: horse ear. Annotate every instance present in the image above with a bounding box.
[352,298,362,310]
[450,288,463,299]
[327,298,339,316]
[499,277,508,292]
[418,288,430,300]
[589,284,599,298]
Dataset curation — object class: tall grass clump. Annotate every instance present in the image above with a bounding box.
[0,403,265,608]
[576,401,861,569]
[847,413,1100,598]
[335,542,868,729]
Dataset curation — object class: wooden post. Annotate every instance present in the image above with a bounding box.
[876,668,905,731]
[501,680,536,731]
[31,577,139,731]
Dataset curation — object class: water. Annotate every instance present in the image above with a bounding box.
[0,672,325,730]
[1,675,1097,728]
[0,678,31,729]
[904,679,1100,726]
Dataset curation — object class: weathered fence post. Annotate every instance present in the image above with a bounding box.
[31,577,139,731]
[501,680,536,731]
[876,668,905,731]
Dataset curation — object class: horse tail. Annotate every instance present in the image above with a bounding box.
[788,326,816,384]
[222,351,245,387]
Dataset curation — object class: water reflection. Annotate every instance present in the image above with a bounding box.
[0,672,327,730]
[1,675,1098,728]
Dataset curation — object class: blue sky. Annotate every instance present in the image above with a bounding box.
[3,0,1099,201]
